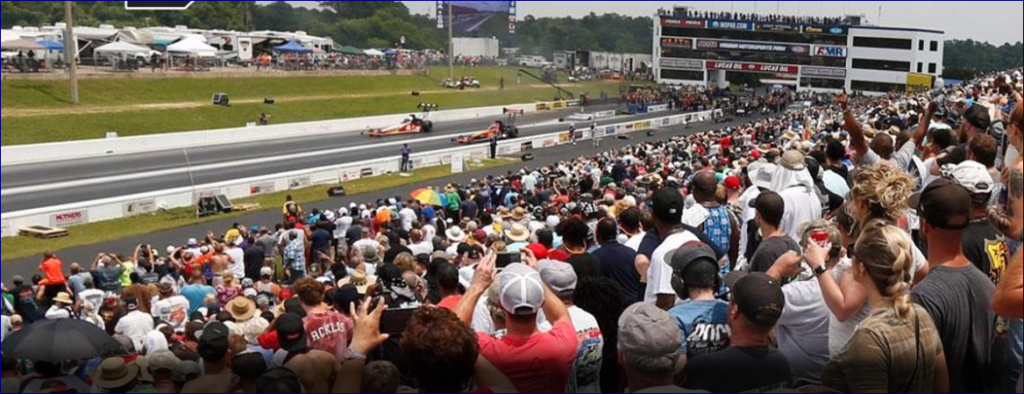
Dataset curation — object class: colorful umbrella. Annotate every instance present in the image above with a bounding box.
[410,188,446,206]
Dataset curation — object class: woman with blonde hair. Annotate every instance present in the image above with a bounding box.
[818,220,949,393]
[809,165,928,356]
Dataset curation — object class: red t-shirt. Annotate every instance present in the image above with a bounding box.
[547,249,570,263]
[477,321,577,394]
[437,295,463,311]
[303,310,353,361]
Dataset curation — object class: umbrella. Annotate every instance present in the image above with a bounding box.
[36,39,64,51]
[0,38,45,51]
[273,41,313,54]
[2,319,123,363]
[410,188,446,207]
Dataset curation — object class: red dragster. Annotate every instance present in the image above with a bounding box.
[367,115,433,137]
[453,108,524,145]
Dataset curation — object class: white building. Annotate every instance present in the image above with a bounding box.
[653,10,944,94]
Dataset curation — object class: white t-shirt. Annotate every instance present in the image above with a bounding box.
[827,260,871,357]
[151,295,191,332]
[423,224,437,244]
[1,315,10,343]
[225,247,245,279]
[625,232,646,252]
[45,306,73,320]
[78,289,105,311]
[645,231,700,304]
[353,239,379,254]
[567,306,604,394]
[399,208,417,231]
[115,310,155,351]
[778,187,822,244]
[777,278,830,385]
[737,186,761,259]
[407,241,434,257]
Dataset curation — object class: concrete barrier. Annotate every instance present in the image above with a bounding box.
[0,109,721,238]
[0,103,540,166]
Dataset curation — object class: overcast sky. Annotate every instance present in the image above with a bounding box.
[393,1,1022,45]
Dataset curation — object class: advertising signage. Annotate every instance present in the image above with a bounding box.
[756,22,799,32]
[661,18,706,28]
[696,39,810,55]
[812,45,848,58]
[660,58,704,70]
[707,61,798,74]
[661,37,694,49]
[708,20,753,31]
[803,26,847,35]
[802,66,847,78]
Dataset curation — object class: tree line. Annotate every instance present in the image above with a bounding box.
[2,0,1019,75]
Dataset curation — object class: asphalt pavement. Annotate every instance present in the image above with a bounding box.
[0,104,688,213]
[0,114,762,283]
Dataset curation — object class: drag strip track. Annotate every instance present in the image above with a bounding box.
[0,105,703,213]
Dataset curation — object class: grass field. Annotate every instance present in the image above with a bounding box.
[1,66,622,145]
[0,159,510,262]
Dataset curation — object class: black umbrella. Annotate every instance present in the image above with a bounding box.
[2,319,123,363]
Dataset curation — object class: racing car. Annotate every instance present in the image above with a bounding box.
[366,104,438,138]
[453,108,524,145]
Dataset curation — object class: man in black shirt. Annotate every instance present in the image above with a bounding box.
[592,218,641,304]
[748,192,801,277]
[683,272,791,392]
[911,179,996,393]
[932,104,991,175]
[949,160,1009,282]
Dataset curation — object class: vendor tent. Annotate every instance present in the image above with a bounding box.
[1,30,18,43]
[93,41,152,57]
[36,39,64,51]
[273,41,312,54]
[0,38,45,51]
[336,45,363,55]
[166,38,217,57]
[363,49,384,57]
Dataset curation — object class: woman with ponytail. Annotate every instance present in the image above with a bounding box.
[818,220,948,393]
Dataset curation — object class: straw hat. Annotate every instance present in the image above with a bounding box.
[505,223,531,243]
[227,297,257,322]
[92,358,141,390]
[338,270,377,295]
[53,292,74,306]
[511,207,528,221]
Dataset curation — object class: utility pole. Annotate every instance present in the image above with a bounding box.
[448,1,454,81]
[64,0,79,104]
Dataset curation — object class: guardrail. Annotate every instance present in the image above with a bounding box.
[0,102,544,166]
[0,109,722,239]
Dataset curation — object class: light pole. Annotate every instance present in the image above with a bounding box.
[448,1,454,82]
[64,1,79,104]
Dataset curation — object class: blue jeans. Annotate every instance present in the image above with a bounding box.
[1010,319,1023,393]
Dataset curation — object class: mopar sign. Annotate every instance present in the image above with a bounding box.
[813,46,848,58]
[708,20,752,31]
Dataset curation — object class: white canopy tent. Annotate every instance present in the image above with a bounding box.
[1,30,21,43]
[166,38,217,57]
[93,41,153,57]
[363,49,384,57]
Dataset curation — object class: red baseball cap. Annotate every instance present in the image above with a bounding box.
[750,150,762,160]
[724,176,742,191]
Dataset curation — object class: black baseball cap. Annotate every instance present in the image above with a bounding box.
[255,368,303,393]
[332,284,361,313]
[198,322,230,361]
[652,187,686,223]
[909,178,971,231]
[725,272,784,328]
[277,313,308,353]
[670,242,719,288]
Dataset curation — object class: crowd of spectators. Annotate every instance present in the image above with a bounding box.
[674,9,845,26]
[1,69,1022,393]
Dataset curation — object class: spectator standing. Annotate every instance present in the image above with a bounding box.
[539,260,604,393]
[646,188,702,310]
[401,144,412,173]
[911,179,997,392]
[668,243,730,363]
[681,272,791,393]
[592,218,642,305]
[617,303,691,393]
[821,221,948,393]
[748,191,801,275]
[455,257,578,393]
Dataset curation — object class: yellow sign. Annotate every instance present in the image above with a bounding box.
[906,73,933,93]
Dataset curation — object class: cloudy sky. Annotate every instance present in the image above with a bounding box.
[393,1,1021,45]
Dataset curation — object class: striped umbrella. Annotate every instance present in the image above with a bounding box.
[410,188,446,207]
